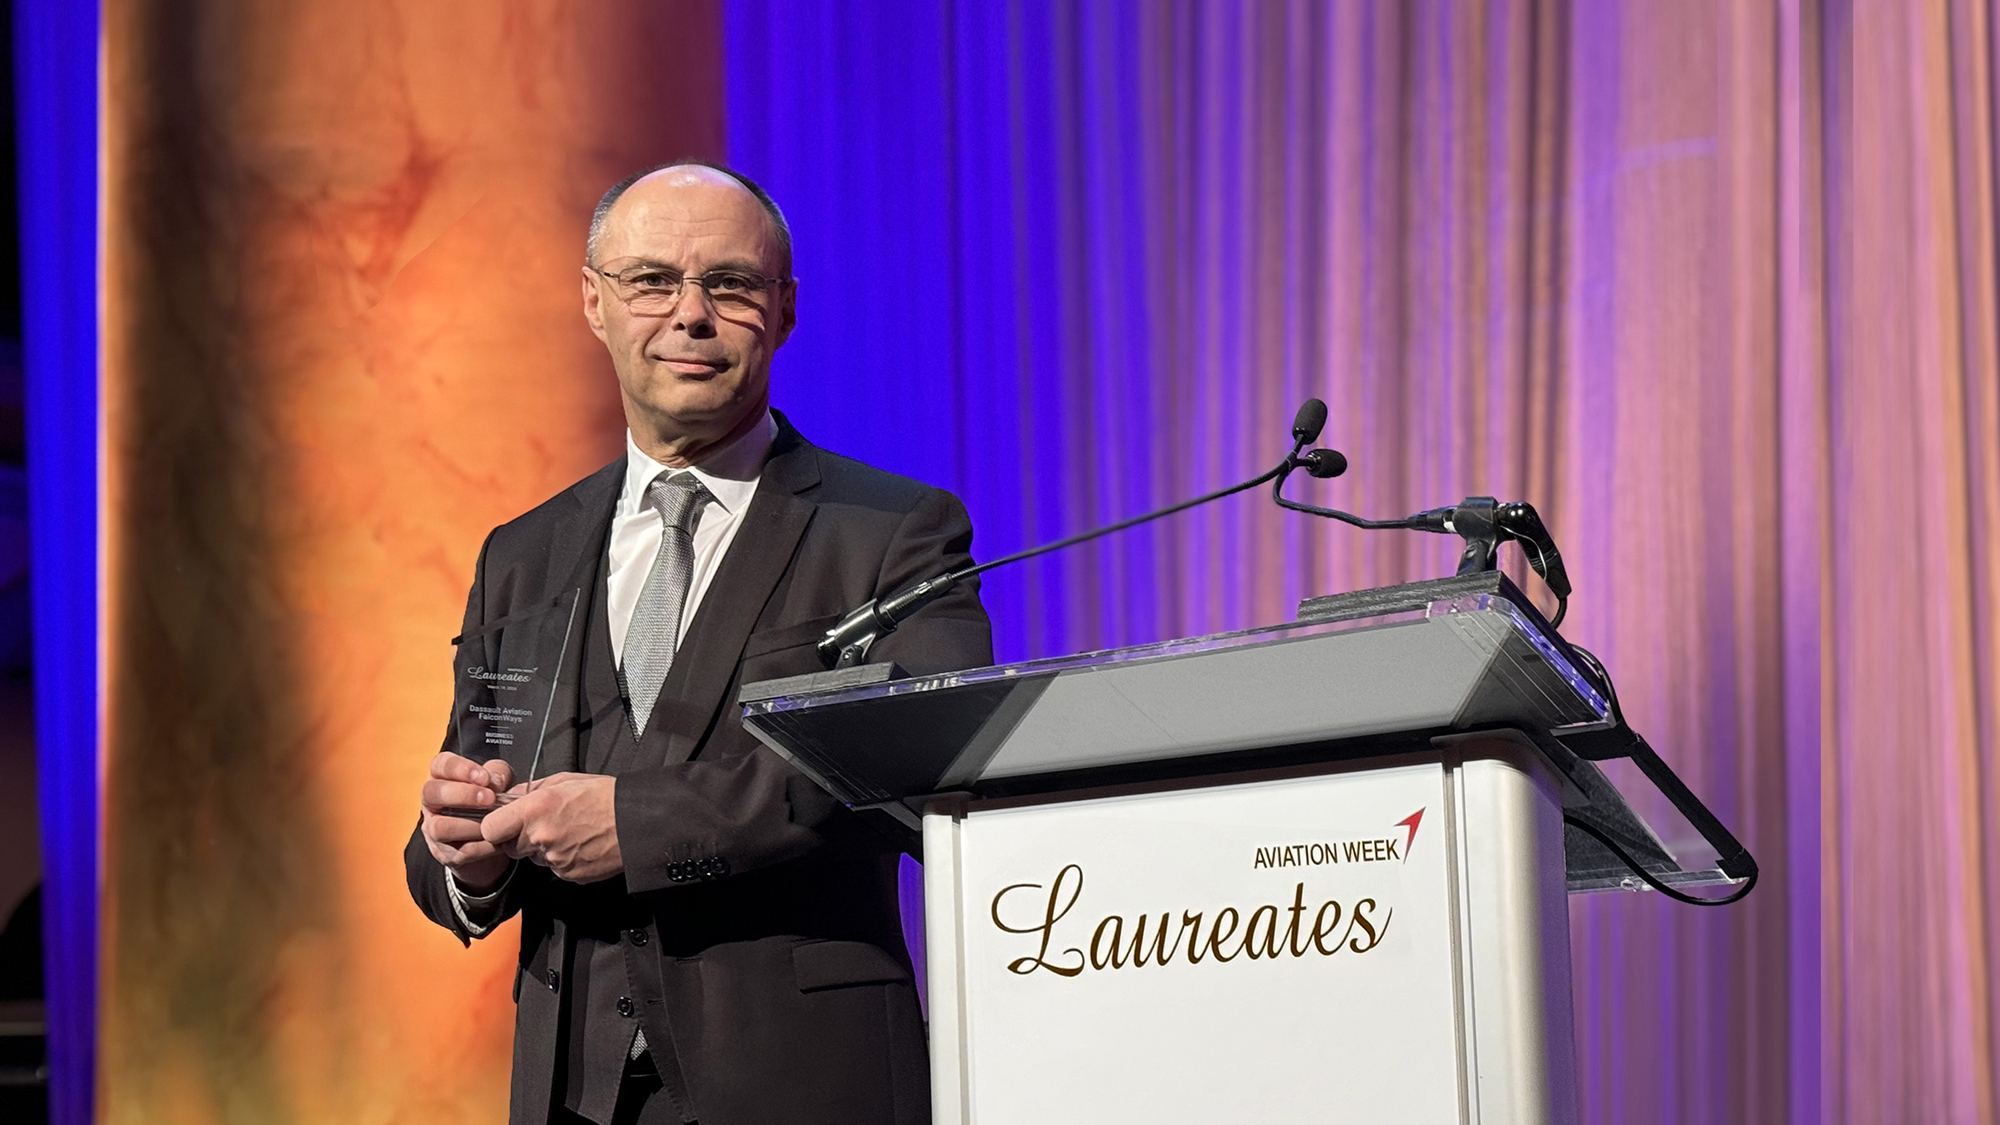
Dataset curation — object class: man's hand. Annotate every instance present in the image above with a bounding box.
[419,752,518,892]
[480,772,623,884]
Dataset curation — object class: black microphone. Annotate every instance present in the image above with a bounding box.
[1300,448,1347,479]
[1292,399,1328,447]
[1497,501,1571,599]
[817,402,1327,669]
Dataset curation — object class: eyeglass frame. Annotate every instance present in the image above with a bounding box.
[586,260,793,313]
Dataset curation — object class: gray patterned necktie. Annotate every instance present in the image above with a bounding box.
[622,472,711,737]
[624,474,708,1063]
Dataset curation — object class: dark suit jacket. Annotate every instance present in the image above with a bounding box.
[405,416,992,1125]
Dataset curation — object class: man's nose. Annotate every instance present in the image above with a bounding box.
[668,284,717,337]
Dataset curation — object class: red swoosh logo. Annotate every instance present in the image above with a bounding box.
[1397,808,1425,863]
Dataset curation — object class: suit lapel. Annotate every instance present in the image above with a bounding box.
[532,459,621,777]
[631,419,822,768]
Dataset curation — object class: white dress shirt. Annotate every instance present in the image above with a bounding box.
[447,411,777,934]
[606,411,776,665]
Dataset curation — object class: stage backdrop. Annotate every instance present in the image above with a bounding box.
[729,1,1848,1124]
[43,1,1997,1124]
[729,3,1814,1119]
[97,2,722,1123]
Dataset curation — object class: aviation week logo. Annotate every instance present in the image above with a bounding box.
[989,808,1427,977]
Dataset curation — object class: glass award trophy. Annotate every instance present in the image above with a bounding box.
[436,588,582,820]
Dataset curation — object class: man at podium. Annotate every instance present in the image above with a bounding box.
[403,162,992,1125]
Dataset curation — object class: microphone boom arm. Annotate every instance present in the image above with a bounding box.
[820,460,1295,669]
[818,396,1574,669]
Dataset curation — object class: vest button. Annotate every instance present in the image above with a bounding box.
[628,929,649,947]
[617,996,636,1018]
[545,969,560,992]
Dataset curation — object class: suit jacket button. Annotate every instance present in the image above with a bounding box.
[545,969,560,992]
[711,858,729,877]
[617,996,635,1018]
[628,929,649,947]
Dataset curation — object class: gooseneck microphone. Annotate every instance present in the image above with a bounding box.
[816,401,1333,669]
[820,398,1577,666]
[1273,404,1572,626]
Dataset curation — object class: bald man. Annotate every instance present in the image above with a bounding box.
[405,163,991,1125]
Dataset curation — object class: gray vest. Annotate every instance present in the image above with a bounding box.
[557,553,661,1124]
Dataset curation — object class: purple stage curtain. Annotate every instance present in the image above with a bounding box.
[1845,0,2000,1121]
[16,3,101,1124]
[726,2,1882,1121]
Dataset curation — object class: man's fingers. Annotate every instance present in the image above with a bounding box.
[425,834,502,871]
[449,841,501,866]
[422,779,498,812]
[482,759,516,791]
[480,795,533,845]
[429,751,487,784]
[424,812,489,846]
[430,750,506,790]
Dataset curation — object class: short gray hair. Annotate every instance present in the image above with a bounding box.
[586,160,793,275]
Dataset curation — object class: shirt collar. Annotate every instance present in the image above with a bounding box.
[620,410,776,518]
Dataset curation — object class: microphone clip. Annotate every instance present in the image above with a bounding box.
[818,573,964,669]
[1413,496,1572,621]
[1445,496,1502,576]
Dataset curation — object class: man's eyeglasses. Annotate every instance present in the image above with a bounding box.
[589,262,790,315]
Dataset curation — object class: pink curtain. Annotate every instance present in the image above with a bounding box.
[1843,0,2000,1119]
[726,0,1976,1120]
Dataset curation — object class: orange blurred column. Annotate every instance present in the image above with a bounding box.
[100,3,722,1121]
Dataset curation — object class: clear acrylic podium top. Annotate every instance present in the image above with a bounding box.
[741,573,1739,894]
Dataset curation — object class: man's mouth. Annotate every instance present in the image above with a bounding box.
[656,356,729,374]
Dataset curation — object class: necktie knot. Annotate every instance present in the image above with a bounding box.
[646,472,711,533]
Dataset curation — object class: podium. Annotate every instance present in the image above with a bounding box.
[740,574,1748,1125]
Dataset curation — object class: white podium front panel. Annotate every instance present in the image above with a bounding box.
[933,764,1464,1124]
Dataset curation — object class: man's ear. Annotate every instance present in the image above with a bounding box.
[581,268,610,344]
[774,278,798,347]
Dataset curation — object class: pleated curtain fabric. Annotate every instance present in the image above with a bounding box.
[721,1,1995,1121]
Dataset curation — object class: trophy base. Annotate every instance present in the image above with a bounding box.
[435,791,521,821]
